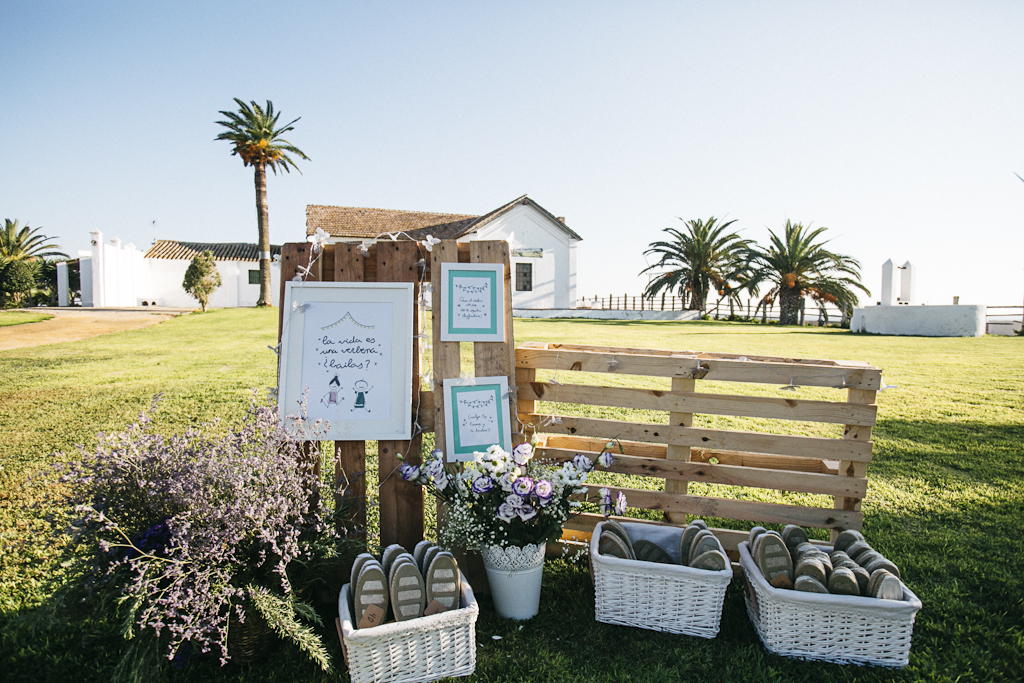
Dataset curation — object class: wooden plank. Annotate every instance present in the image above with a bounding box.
[470,241,517,438]
[523,414,873,462]
[519,381,877,426]
[833,388,876,541]
[335,441,366,541]
[537,448,867,497]
[276,242,317,344]
[542,435,668,458]
[665,376,694,524]
[515,345,882,390]
[580,486,863,530]
[376,240,425,551]
[333,243,366,282]
[431,240,462,455]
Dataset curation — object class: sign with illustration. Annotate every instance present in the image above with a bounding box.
[440,262,506,342]
[442,376,512,462]
[279,282,414,441]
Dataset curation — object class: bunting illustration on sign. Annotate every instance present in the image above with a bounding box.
[440,262,506,342]
[442,376,512,462]
[278,281,414,441]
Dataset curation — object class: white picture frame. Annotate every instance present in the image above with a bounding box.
[439,262,506,342]
[442,376,512,462]
[278,281,414,441]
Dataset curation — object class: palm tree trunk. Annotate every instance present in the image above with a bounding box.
[779,287,802,325]
[254,162,272,307]
[688,279,706,311]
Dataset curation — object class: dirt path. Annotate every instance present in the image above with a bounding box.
[0,307,193,351]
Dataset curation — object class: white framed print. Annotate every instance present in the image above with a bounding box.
[442,376,512,462]
[278,281,414,441]
[439,262,506,342]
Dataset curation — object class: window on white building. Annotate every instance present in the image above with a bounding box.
[515,263,533,292]
[248,269,260,285]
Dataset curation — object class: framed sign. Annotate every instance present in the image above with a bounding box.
[279,281,414,441]
[440,262,506,342]
[442,376,512,462]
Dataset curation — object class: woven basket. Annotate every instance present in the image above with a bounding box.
[228,609,276,664]
[590,521,733,638]
[739,541,923,667]
[337,571,478,683]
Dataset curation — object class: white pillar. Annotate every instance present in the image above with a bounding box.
[900,261,915,305]
[56,262,69,306]
[90,230,104,307]
[880,259,896,306]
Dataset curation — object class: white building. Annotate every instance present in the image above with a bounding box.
[67,230,281,308]
[306,195,582,309]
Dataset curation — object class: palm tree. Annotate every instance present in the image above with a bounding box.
[215,99,309,307]
[747,220,868,326]
[640,217,754,312]
[1,219,67,267]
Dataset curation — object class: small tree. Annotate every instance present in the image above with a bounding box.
[0,260,40,308]
[182,251,222,312]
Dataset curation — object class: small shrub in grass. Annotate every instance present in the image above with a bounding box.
[54,395,352,677]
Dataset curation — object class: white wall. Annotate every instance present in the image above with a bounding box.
[143,258,280,307]
[851,305,986,337]
[470,203,579,309]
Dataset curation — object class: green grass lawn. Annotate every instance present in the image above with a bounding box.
[1,311,1022,682]
[0,311,53,327]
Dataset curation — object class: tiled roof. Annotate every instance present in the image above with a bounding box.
[306,195,583,242]
[144,240,282,261]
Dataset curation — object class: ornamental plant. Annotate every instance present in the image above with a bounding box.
[399,442,624,549]
[56,395,347,675]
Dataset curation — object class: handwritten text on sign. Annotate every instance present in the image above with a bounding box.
[451,276,492,330]
[300,302,393,424]
[454,389,500,448]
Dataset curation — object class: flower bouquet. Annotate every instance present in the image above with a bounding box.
[399,441,623,619]
[57,396,353,676]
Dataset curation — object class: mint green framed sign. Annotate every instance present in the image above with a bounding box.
[442,376,512,462]
[439,262,505,342]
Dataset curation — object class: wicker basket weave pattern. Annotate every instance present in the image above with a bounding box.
[739,542,922,667]
[338,572,478,683]
[590,521,733,638]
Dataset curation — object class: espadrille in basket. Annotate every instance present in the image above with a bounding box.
[337,571,478,683]
[738,541,922,667]
[590,521,733,638]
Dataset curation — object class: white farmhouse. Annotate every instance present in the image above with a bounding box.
[68,230,281,308]
[306,195,582,309]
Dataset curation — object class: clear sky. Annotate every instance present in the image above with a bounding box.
[3,1,1022,306]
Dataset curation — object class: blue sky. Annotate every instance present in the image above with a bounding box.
[3,1,1023,306]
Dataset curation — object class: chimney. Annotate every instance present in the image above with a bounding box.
[556,217,565,224]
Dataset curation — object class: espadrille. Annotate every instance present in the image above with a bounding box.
[413,540,435,571]
[598,531,632,559]
[350,552,375,589]
[755,534,793,587]
[794,574,828,593]
[425,550,461,610]
[690,518,708,530]
[381,544,407,578]
[781,525,808,553]
[748,526,768,545]
[864,556,901,579]
[833,529,864,554]
[851,565,870,595]
[846,540,873,563]
[874,573,904,601]
[422,545,442,574]
[633,539,673,564]
[689,549,728,571]
[689,533,722,562]
[353,561,389,626]
[827,566,860,595]
[794,556,827,585]
[602,519,633,548]
[389,557,426,621]
[679,525,702,564]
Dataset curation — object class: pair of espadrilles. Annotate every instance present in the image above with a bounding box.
[598,518,729,571]
[350,541,461,628]
[750,525,904,600]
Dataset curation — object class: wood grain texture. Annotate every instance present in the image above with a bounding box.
[519,381,877,426]
[333,243,366,282]
[335,441,366,540]
[523,414,873,461]
[470,241,517,438]
[665,376,695,524]
[376,240,424,550]
[832,388,876,541]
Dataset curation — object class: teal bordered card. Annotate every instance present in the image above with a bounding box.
[442,376,512,462]
[440,262,506,342]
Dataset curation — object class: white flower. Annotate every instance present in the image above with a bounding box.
[306,227,330,252]
[498,472,517,492]
[421,234,441,252]
[357,240,372,256]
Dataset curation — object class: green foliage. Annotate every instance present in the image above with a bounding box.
[1,219,67,266]
[182,250,222,311]
[0,259,40,308]
[246,585,331,672]
[214,99,309,174]
[640,217,753,312]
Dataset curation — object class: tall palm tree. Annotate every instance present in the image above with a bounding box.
[747,220,868,326]
[640,217,753,312]
[1,219,67,267]
[215,99,309,307]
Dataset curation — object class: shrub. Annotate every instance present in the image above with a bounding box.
[0,259,39,308]
[182,251,221,311]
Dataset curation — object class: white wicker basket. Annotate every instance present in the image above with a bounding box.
[590,521,733,638]
[738,541,923,667]
[337,571,478,683]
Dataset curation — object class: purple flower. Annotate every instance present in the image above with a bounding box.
[534,480,553,504]
[573,453,595,473]
[433,471,450,490]
[496,502,516,523]
[512,477,534,496]
[471,475,495,494]
[599,487,613,516]
[425,458,445,478]
[399,463,421,481]
[517,505,538,521]
[597,450,614,468]
[498,472,516,492]
[511,443,534,466]
[614,491,628,516]
[430,448,443,461]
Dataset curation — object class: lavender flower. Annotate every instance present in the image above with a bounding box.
[599,487,613,516]
[425,458,445,478]
[433,471,450,490]
[573,453,595,473]
[517,506,538,521]
[534,480,553,505]
[471,475,495,494]
[496,502,516,523]
[597,450,614,468]
[506,493,528,510]
[614,491,628,516]
[511,443,534,466]
[511,477,535,496]
[498,472,517,492]
[399,463,421,481]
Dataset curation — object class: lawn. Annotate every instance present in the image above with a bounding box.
[1,310,1022,682]
[0,311,53,327]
